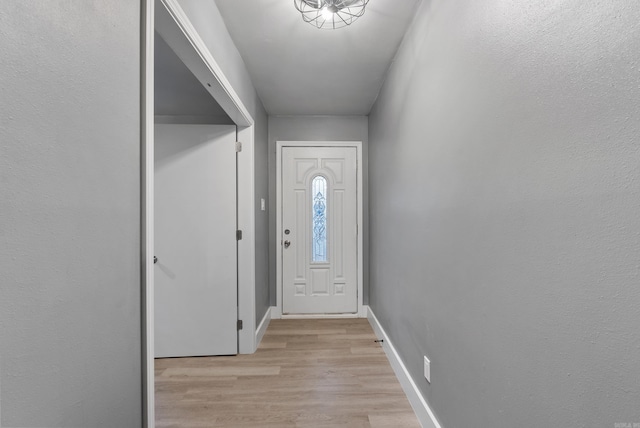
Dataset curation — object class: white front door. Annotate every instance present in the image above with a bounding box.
[154,124,238,357]
[281,146,358,314]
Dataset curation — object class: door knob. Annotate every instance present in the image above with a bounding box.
[284,240,291,248]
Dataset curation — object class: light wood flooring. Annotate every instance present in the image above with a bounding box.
[155,318,420,427]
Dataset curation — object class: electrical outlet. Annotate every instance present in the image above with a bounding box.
[424,355,431,383]
[260,198,266,211]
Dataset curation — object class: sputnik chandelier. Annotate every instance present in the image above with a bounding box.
[294,0,370,30]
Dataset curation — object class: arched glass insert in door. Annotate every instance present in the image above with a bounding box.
[311,175,327,262]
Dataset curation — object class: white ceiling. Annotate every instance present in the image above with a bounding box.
[214,0,421,115]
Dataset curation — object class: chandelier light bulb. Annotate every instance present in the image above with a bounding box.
[294,0,370,30]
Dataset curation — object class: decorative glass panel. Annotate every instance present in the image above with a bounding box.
[312,175,327,262]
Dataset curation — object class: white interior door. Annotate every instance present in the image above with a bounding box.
[282,146,358,314]
[154,124,237,357]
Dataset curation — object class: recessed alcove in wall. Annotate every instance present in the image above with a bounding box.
[154,33,233,125]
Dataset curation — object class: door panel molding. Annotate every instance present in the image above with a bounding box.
[275,141,365,319]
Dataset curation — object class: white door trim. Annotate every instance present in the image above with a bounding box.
[143,1,257,426]
[141,2,154,427]
[155,0,253,127]
[275,141,365,319]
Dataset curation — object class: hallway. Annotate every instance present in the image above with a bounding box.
[155,319,419,427]
[3,1,640,426]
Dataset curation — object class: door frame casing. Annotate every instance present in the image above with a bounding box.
[143,0,257,426]
[275,141,365,319]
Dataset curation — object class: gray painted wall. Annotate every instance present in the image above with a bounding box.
[177,0,270,327]
[368,0,640,427]
[254,109,270,328]
[268,116,369,307]
[0,2,141,427]
[254,108,270,325]
[154,33,233,124]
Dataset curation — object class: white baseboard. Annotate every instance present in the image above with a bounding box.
[270,305,281,319]
[271,305,367,320]
[255,307,272,348]
[366,306,442,428]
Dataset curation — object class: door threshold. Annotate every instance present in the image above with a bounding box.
[280,313,360,319]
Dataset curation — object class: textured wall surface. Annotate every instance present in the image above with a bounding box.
[0,2,141,427]
[254,108,270,324]
[177,0,270,327]
[268,116,369,306]
[368,0,640,427]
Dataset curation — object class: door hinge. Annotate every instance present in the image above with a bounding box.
[236,230,243,240]
[235,141,242,152]
[237,320,243,330]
